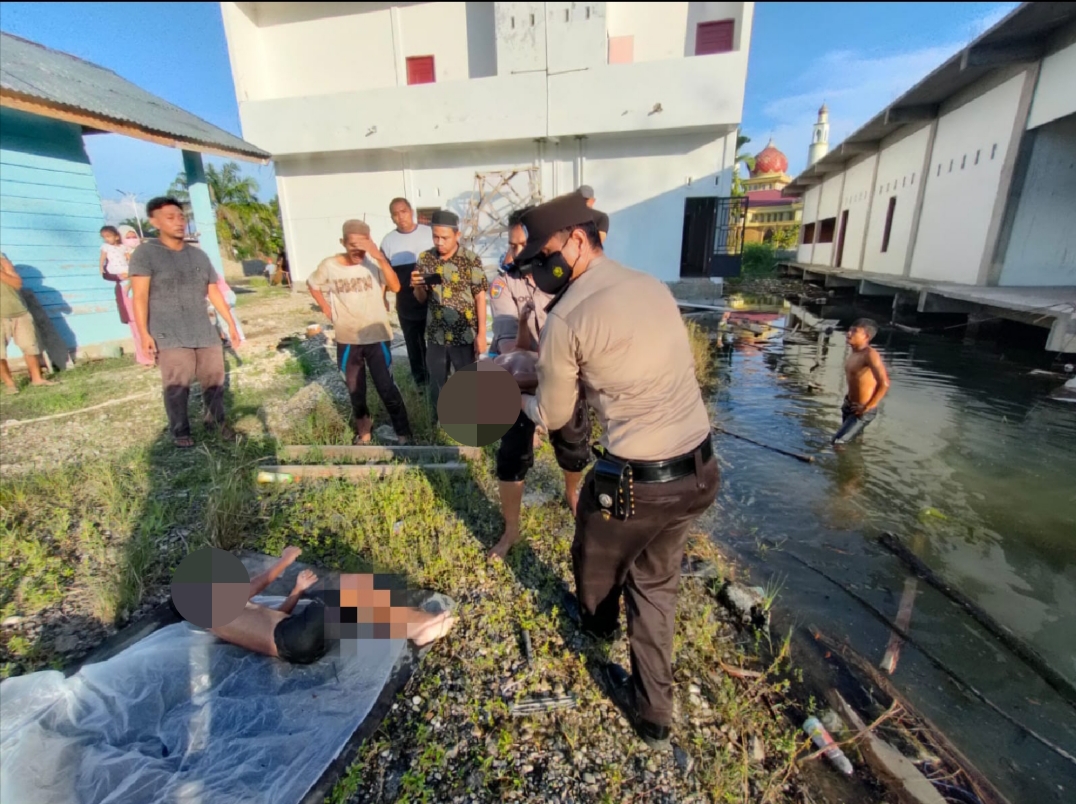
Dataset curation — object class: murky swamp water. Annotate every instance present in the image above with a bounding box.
[702,300,1076,804]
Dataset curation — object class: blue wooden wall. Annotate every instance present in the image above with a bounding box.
[0,106,128,358]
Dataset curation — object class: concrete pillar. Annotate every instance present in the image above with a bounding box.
[182,150,224,275]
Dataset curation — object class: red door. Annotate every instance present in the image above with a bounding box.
[406,56,435,85]
[695,20,734,55]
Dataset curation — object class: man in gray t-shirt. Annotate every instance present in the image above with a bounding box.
[130,197,241,448]
[380,198,433,386]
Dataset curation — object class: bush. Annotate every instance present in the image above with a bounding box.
[741,243,777,278]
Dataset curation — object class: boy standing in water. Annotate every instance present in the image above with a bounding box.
[833,319,890,446]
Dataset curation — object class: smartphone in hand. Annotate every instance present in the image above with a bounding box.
[421,273,444,286]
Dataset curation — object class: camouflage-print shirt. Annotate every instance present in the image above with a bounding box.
[418,247,489,346]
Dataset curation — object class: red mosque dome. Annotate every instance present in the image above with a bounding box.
[752,139,788,176]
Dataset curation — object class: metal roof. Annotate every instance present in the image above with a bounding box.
[0,31,270,163]
[782,2,1076,197]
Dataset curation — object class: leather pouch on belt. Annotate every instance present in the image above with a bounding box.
[593,458,634,521]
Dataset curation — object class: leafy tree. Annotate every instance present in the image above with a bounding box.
[774,225,800,250]
[166,162,281,260]
[731,132,756,197]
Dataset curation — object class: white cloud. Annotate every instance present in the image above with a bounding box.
[101,197,146,225]
[750,3,1020,178]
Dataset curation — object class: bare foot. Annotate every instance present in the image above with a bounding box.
[30,379,55,386]
[2,384,18,396]
[281,546,303,564]
[488,528,522,561]
[408,610,457,647]
[293,568,318,593]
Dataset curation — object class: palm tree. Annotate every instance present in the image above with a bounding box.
[166,162,280,260]
[731,132,756,197]
[120,217,157,237]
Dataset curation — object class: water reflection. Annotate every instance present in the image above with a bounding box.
[707,305,1076,802]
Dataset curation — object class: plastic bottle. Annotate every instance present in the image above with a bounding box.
[803,716,853,776]
[257,471,297,484]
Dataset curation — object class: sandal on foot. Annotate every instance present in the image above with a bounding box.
[174,436,195,449]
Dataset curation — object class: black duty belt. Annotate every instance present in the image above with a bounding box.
[597,438,713,484]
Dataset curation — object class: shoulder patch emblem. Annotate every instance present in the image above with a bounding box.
[490,280,504,299]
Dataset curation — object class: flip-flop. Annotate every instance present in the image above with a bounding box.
[174,437,195,449]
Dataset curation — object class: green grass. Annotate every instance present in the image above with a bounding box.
[0,314,801,800]
[234,278,277,307]
[0,355,144,422]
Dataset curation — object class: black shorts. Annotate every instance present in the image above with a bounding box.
[273,599,327,664]
[495,398,591,482]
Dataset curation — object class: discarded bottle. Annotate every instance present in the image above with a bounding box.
[257,471,297,484]
[803,716,853,776]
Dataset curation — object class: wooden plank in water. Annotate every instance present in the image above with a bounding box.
[281,445,483,462]
[261,463,469,480]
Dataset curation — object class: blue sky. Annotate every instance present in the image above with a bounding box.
[1,1,1019,220]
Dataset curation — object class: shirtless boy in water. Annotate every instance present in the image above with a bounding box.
[209,547,456,664]
[833,319,890,446]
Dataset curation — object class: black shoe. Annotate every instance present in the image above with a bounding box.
[591,661,673,751]
[561,590,621,641]
[637,719,673,751]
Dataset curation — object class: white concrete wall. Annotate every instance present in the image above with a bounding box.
[224,1,752,139]
[256,5,399,99]
[220,2,269,103]
[605,1,750,62]
[546,2,607,73]
[239,72,548,156]
[274,150,406,284]
[494,2,547,74]
[273,130,732,285]
[910,73,1025,284]
[796,185,820,263]
[239,52,745,155]
[1027,38,1076,130]
[862,123,932,276]
[222,2,497,101]
[835,155,877,270]
[1000,113,1076,286]
[585,131,732,281]
[546,50,747,137]
[398,2,479,84]
[815,172,842,221]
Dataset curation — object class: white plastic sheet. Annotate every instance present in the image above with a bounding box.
[0,598,406,804]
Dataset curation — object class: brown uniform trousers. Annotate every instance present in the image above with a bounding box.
[572,445,719,726]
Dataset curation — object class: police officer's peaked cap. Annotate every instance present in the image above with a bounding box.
[517,194,603,262]
[430,209,459,230]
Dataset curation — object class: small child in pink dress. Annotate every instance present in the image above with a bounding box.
[100,226,153,366]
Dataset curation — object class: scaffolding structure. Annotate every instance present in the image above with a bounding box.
[460,167,543,261]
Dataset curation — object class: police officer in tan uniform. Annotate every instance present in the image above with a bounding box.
[517,194,719,750]
[488,207,590,561]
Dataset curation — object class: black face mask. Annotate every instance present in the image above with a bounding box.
[532,251,573,295]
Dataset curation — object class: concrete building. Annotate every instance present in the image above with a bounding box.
[742,139,801,245]
[783,2,1076,354]
[0,32,269,366]
[220,2,755,284]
